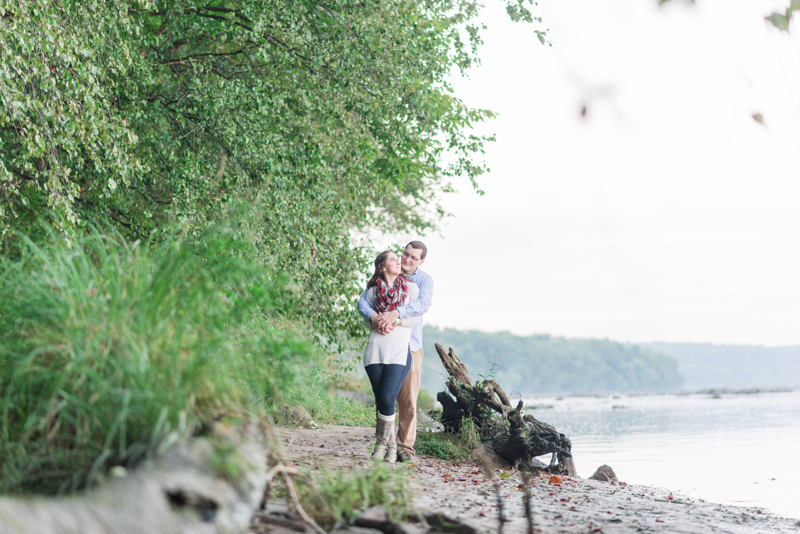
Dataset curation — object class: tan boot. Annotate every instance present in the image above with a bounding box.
[385,423,398,463]
[371,412,395,460]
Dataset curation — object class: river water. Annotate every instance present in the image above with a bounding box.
[523,389,800,519]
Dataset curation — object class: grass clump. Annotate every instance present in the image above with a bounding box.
[415,417,480,461]
[294,463,412,531]
[0,223,314,494]
[278,363,374,428]
[307,396,374,427]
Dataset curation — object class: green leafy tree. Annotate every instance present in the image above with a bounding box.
[1,0,548,341]
[0,0,146,231]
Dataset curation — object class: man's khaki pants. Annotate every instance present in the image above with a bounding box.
[395,348,423,454]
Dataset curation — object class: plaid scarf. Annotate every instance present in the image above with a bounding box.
[374,277,408,313]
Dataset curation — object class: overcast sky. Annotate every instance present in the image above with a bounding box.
[393,0,800,346]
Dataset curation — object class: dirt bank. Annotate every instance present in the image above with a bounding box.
[272,426,800,534]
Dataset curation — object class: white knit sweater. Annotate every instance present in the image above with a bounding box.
[362,282,421,366]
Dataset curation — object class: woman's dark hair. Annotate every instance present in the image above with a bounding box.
[367,250,405,288]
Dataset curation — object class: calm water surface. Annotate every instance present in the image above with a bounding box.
[523,390,800,519]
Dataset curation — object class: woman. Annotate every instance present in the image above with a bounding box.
[362,250,421,463]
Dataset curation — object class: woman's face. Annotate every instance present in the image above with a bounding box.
[384,253,402,277]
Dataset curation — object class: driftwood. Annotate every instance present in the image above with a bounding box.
[434,343,577,476]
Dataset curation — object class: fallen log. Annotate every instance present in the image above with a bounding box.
[434,343,577,476]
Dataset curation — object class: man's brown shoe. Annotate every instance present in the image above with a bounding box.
[397,450,417,463]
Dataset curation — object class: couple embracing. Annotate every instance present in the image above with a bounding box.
[356,241,432,463]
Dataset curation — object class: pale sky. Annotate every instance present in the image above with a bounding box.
[395,0,800,346]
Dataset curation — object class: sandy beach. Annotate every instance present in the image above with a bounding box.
[275,426,800,534]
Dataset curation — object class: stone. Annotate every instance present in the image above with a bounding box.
[418,510,486,534]
[416,411,443,432]
[353,505,391,531]
[589,465,619,483]
[391,523,430,534]
[251,502,311,533]
[471,446,511,469]
[351,506,430,534]
[281,406,317,428]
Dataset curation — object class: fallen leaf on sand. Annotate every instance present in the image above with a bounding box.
[549,475,563,485]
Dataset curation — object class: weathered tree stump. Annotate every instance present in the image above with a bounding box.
[434,343,577,476]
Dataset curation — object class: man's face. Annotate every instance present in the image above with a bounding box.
[401,245,425,274]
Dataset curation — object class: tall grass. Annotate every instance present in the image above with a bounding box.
[294,464,413,531]
[415,417,480,461]
[0,222,314,494]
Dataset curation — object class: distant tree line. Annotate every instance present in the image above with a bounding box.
[422,327,684,395]
[644,342,800,390]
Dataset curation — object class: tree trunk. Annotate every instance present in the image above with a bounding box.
[433,343,577,477]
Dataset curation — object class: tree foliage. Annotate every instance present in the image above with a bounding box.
[764,0,800,32]
[658,0,800,33]
[1,0,547,341]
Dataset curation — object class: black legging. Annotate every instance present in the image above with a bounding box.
[365,350,413,417]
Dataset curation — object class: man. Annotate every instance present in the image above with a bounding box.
[357,241,433,461]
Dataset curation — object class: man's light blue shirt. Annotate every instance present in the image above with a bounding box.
[357,268,433,352]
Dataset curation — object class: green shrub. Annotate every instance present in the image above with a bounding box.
[278,367,374,428]
[415,417,479,461]
[0,223,314,494]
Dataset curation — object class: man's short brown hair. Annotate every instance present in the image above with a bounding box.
[406,240,427,259]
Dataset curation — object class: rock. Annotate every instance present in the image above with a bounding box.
[416,411,443,432]
[351,506,428,534]
[589,465,619,483]
[471,445,511,469]
[392,524,429,534]
[251,501,311,533]
[419,510,486,534]
[353,505,391,531]
[281,406,317,428]
[0,420,268,534]
[336,389,374,406]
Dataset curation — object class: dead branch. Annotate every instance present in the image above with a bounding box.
[434,343,577,476]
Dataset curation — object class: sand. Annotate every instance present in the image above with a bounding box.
[277,426,800,534]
